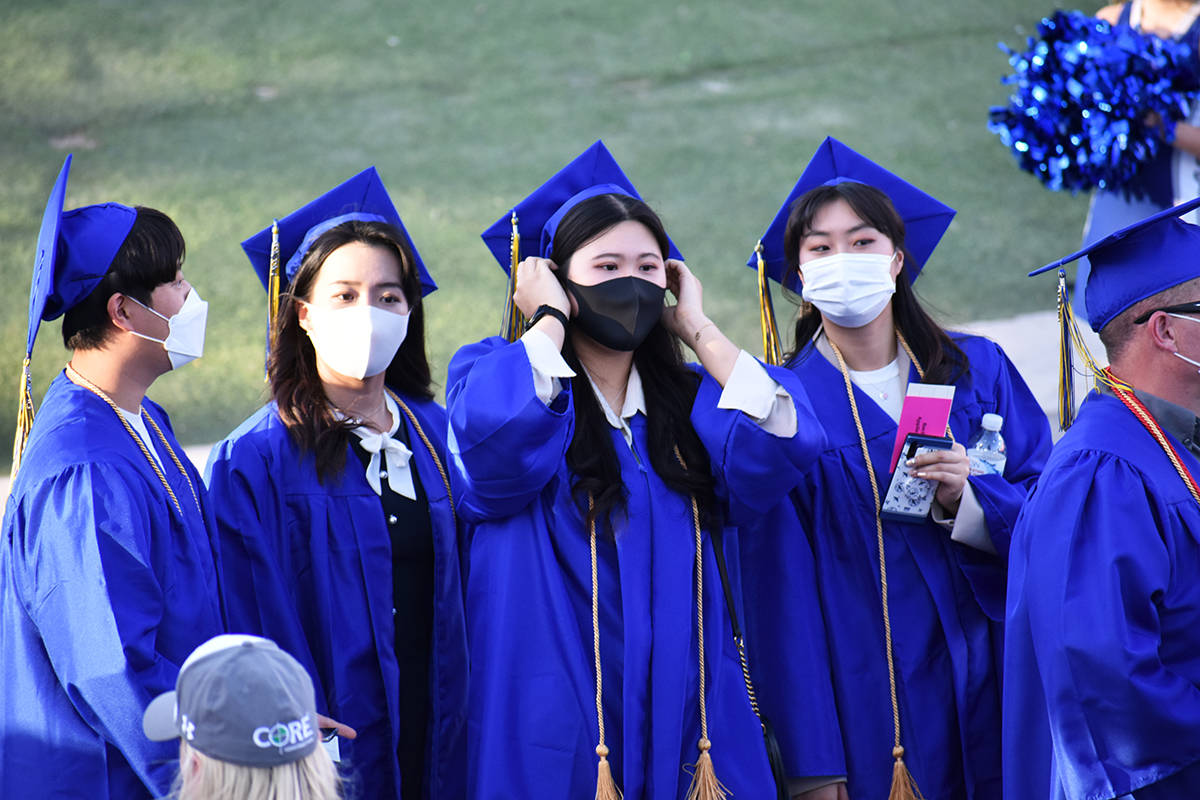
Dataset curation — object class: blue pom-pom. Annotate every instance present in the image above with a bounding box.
[989,9,1200,196]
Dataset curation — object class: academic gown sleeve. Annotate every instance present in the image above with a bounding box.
[1007,450,1200,800]
[690,359,826,519]
[6,462,185,796]
[960,341,1051,562]
[446,336,574,521]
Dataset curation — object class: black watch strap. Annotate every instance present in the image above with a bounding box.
[527,304,569,332]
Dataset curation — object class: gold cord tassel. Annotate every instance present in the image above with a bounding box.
[1056,270,1076,430]
[267,219,282,349]
[755,242,783,366]
[11,355,36,478]
[589,497,624,800]
[683,487,729,800]
[502,211,526,342]
[888,747,924,800]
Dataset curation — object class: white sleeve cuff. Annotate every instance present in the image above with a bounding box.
[716,350,798,437]
[521,329,576,405]
[932,482,997,555]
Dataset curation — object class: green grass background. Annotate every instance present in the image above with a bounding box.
[0,0,1089,465]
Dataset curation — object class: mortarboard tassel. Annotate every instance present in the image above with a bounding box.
[502,211,526,342]
[267,219,282,349]
[755,242,783,366]
[1056,270,1076,430]
[11,354,36,479]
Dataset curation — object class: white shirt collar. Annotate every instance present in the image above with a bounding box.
[582,363,646,449]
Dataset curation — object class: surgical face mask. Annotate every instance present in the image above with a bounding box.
[129,289,208,370]
[1168,312,1200,372]
[799,251,897,329]
[302,303,410,380]
[565,276,666,352]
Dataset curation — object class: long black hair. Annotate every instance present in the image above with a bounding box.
[782,182,969,385]
[270,219,433,483]
[551,193,719,532]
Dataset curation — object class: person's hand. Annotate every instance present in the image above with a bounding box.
[661,259,711,344]
[796,782,850,800]
[513,257,570,319]
[910,442,970,514]
[315,713,357,740]
[1145,110,1169,141]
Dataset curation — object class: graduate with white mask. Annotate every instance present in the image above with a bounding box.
[450,141,842,799]
[1,155,223,799]
[204,168,467,800]
[1006,197,1200,800]
[729,138,1052,800]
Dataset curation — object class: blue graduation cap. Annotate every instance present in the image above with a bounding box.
[748,137,957,292]
[1030,195,1200,332]
[14,154,139,473]
[241,167,436,299]
[480,140,682,340]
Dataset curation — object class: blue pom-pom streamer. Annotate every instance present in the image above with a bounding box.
[989,9,1200,196]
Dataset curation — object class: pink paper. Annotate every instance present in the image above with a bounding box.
[888,383,956,470]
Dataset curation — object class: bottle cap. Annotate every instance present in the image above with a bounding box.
[981,413,1003,431]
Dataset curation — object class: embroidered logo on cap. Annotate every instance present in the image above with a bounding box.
[253,713,315,751]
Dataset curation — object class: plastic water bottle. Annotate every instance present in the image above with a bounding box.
[967,413,1007,477]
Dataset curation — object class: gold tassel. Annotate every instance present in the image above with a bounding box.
[502,210,526,342]
[594,744,622,800]
[267,219,282,350]
[755,242,783,366]
[1056,270,1076,430]
[11,355,35,478]
[684,738,730,800]
[887,747,925,800]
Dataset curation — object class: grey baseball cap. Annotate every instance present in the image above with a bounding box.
[143,634,319,767]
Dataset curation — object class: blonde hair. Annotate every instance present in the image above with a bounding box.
[175,740,342,800]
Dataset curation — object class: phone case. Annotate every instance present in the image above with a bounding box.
[880,434,954,523]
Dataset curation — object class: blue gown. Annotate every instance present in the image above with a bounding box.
[204,394,468,800]
[0,372,224,799]
[732,334,1050,800]
[446,336,842,800]
[1004,391,1200,800]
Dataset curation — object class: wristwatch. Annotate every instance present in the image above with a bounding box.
[527,304,569,332]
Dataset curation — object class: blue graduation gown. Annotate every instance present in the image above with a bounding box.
[1004,391,1200,800]
[204,394,468,800]
[446,336,841,800]
[0,372,224,799]
[731,334,1050,800]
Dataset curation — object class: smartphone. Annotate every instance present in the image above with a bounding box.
[880,434,953,523]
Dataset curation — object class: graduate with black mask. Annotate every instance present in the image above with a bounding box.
[1,156,223,799]
[449,141,842,799]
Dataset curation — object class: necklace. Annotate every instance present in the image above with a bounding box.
[65,364,203,518]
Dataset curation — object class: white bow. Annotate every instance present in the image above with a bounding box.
[357,431,415,499]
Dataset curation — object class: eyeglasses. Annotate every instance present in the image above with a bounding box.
[1133,301,1200,324]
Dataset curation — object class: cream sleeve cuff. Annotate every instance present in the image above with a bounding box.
[521,328,576,405]
[716,350,798,437]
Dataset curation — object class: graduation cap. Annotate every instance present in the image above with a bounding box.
[480,140,682,341]
[241,167,436,345]
[13,154,139,476]
[1030,195,1200,429]
[746,137,957,363]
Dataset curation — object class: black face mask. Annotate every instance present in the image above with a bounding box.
[565,276,666,352]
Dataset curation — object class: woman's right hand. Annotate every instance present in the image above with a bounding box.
[513,257,570,319]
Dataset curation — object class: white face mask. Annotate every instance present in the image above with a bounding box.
[1168,312,1200,372]
[800,251,897,329]
[129,289,208,370]
[302,303,410,380]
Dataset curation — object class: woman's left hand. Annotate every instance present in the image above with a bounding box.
[910,442,970,515]
[661,259,711,343]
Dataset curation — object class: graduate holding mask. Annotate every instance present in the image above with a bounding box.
[729,138,1052,800]
[204,168,467,800]
[449,141,842,799]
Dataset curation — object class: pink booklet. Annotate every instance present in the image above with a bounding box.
[888,383,956,471]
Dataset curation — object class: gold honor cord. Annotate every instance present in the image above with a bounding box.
[502,211,526,342]
[65,364,202,520]
[827,333,926,800]
[587,496,621,800]
[267,219,282,351]
[755,242,783,367]
[11,354,36,478]
[387,389,457,528]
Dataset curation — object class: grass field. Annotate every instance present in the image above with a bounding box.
[0,0,1090,464]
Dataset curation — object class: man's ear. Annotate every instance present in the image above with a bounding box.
[107,293,135,333]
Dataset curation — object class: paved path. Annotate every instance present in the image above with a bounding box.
[0,310,1105,515]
